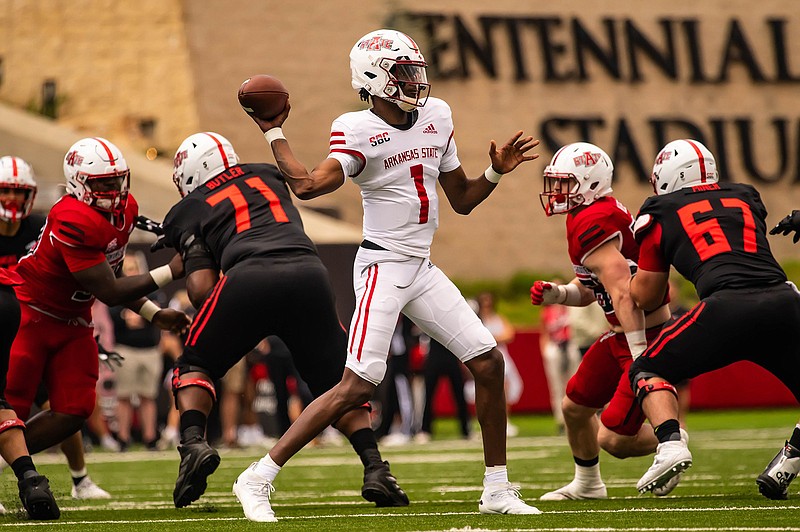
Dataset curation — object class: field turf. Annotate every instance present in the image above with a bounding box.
[1,408,798,530]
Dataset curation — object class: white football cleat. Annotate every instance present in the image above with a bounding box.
[479,482,542,514]
[653,429,689,497]
[638,438,692,494]
[757,439,800,500]
[540,479,607,501]
[233,463,277,522]
[72,476,112,499]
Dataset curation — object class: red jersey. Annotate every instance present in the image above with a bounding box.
[566,196,638,327]
[15,195,138,321]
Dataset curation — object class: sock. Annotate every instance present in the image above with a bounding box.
[574,455,599,467]
[179,410,207,442]
[10,456,36,482]
[654,419,681,443]
[483,465,508,486]
[789,425,800,449]
[70,466,88,486]
[574,461,602,485]
[348,428,382,467]
[254,453,282,483]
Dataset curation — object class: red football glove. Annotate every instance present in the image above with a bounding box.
[530,280,554,306]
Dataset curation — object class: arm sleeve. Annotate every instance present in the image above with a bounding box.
[636,221,669,272]
[48,215,107,272]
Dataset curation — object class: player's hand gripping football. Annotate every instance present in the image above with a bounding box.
[95,335,124,371]
[489,131,540,175]
[530,280,561,306]
[770,210,800,243]
[247,101,291,134]
[153,308,191,335]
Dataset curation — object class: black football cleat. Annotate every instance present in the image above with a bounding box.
[361,460,409,507]
[757,440,800,500]
[173,435,221,508]
[18,475,60,520]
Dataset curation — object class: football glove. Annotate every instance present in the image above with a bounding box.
[531,280,559,305]
[135,215,164,235]
[96,336,124,371]
[770,210,800,244]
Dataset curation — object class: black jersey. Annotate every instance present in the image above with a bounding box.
[0,214,45,269]
[162,163,318,274]
[638,182,786,298]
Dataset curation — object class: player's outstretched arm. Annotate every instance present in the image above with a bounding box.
[439,132,539,214]
[72,253,183,307]
[770,210,800,243]
[245,103,345,200]
[530,278,593,307]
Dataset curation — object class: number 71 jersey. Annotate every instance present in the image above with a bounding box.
[635,182,786,298]
[162,163,317,274]
[328,97,461,258]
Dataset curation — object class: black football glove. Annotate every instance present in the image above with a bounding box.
[135,215,164,236]
[95,335,124,371]
[770,210,800,244]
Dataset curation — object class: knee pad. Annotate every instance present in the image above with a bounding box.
[0,418,25,436]
[171,360,217,406]
[633,371,678,405]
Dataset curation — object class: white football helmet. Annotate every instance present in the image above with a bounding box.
[172,132,239,197]
[0,156,37,222]
[350,29,431,112]
[540,142,614,216]
[63,137,129,214]
[651,139,718,195]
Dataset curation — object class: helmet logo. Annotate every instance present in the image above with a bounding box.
[174,149,188,169]
[66,150,84,167]
[573,152,602,167]
[358,36,395,51]
[655,150,672,165]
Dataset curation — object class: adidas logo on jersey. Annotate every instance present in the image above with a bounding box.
[422,123,438,134]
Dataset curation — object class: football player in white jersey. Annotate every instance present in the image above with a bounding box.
[233,28,541,521]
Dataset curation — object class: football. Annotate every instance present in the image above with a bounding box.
[237,75,289,120]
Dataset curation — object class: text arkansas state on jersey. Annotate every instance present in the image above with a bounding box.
[0,213,45,269]
[327,97,460,258]
[162,163,317,273]
[635,182,786,298]
[566,196,639,326]
[14,195,138,321]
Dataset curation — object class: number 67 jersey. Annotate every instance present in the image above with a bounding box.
[328,97,461,258]
[634,182,786,299]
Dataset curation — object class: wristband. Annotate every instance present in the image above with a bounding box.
[264,127,286,144]
[559,283,583,306]
[625,329,648,360]
[149,264,173,289]
[138,300,161,322]
[484,165,503,184]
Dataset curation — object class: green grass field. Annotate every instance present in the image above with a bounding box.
[2,409,799,530]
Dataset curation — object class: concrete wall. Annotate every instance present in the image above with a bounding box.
[4,0,800,279]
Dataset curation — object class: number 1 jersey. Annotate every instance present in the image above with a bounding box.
[327,97,461,258]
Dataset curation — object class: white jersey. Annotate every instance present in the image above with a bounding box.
[327,97,461,257]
